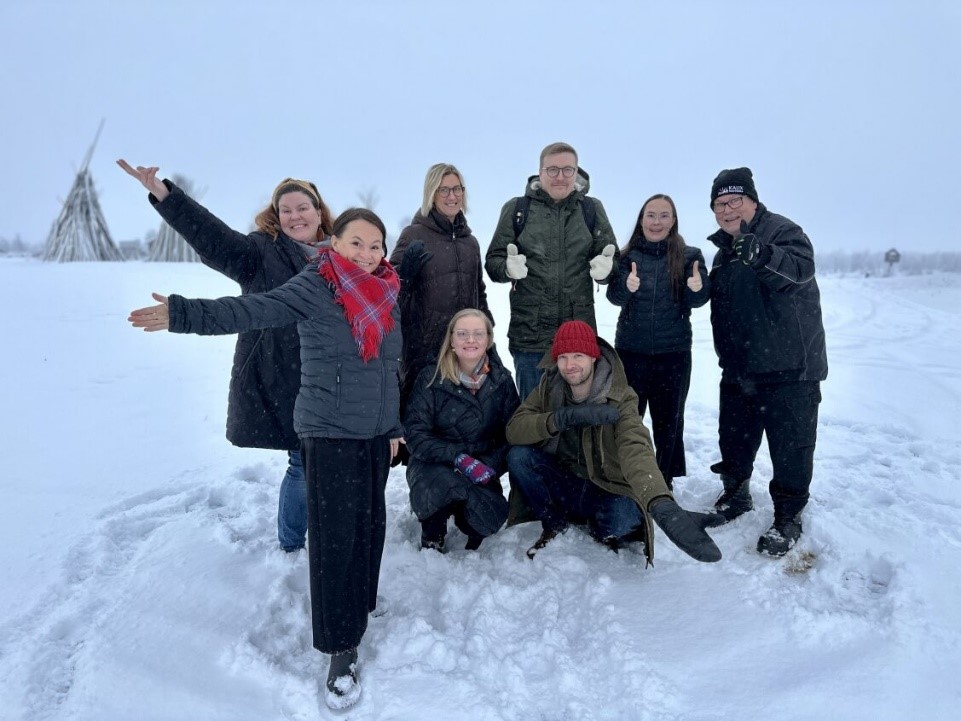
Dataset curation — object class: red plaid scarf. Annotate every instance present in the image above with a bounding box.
[316,247,400,362]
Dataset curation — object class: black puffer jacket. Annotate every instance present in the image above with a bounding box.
[390,209,491,393]
[403,353,519,521]
[150,181,312,450]
[167,260,402,441]
[606,241,710,354]
[708,203,828,383]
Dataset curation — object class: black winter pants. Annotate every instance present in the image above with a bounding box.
[717,380,821,518]
[302,435,389,654]
[619,349,692,479]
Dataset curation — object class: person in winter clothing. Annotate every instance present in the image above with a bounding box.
[505,320,722,564]
[390,164,492,421]
[485,142,619,401]
[404,309,520,551]
[129,208,401,711]
[706,167,827,557]
[606,194,710,489]
[117,160,334,553]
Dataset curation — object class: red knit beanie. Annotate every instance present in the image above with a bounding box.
[551,320,600,361]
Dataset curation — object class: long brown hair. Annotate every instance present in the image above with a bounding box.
[622,194,687,301]
[254,178,334,241]
[430,309,494,386]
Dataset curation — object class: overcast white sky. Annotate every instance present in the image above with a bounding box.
[2,0,958,255]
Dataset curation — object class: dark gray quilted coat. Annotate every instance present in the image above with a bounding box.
[167,260,402,440]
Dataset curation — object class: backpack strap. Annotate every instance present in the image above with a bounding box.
[581,196,597,236]
[512,196,531,240]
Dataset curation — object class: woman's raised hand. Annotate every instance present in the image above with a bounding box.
[686,260,703,292]
[116,159,170,202]
[128,293,170,332]
[626,262,640,293]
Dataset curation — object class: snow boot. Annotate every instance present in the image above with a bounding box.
[649,498,722,563]
[757,512,803,557]
[526,523,567,559]
[325,648,361,710]
[713,474,753,523]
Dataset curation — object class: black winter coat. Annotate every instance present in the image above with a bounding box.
[606,240,710,354]
[390,209,491,394]
[151,181,312,450]
[403,353,519,523]
[167,260,402,441]
[708,203,828,383]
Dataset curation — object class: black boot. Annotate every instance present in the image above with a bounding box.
[757,512,803,557]
[649,499,722,563]
[325,648,360,710]
[526,523,567,560]
[713,474,753,523]
[420,511,448,552]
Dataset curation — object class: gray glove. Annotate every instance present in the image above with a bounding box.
[552,403,620,432]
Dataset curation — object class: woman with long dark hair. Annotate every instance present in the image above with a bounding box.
[118,160,334,553]
[129,208,400,711]
[605,194,710,488]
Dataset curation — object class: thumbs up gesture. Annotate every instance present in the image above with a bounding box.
[626,262,640,293]
[686,260,703,292]
[589,244,616,281]
[506,243,529,280]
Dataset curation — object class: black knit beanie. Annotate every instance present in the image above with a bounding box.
[710,167,759,206]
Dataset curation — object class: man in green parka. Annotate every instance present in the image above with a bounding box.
[485,142,618,401]
[505,320,722,564]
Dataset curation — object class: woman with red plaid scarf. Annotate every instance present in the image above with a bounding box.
[129,208,401,711]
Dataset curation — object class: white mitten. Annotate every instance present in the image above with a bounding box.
[506,243,529,280]
[589,244,616,281]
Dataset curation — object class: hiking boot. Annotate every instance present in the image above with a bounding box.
[757,514,803,557]
[465,534,484,551]
[713,475,753,523]
[325,648,361,710]
[526,524,566,559]
[420,537,446,553]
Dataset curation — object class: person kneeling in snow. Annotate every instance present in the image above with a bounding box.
[505,320,722,563]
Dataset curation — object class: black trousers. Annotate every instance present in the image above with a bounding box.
[717,380,822,518]
[618,349,692,479]
[302,435,389,654]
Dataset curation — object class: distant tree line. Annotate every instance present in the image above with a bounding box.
[818,250,961,276]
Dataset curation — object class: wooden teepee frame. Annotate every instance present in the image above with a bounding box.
[147,174,201,262]
[42,121,123,262]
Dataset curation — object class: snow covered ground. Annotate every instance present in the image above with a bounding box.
[1,258,959,721]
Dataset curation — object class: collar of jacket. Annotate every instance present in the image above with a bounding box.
[415,208,471,238]
[707,201,769,250]
[634,237,667,257]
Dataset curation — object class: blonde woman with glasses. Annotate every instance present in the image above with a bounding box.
[118,160,333,554]
[389,164,493,445]
[402,309,519,551]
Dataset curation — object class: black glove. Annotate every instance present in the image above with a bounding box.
[733,220,761,265]
[397,240,433,282]
[551,403,620,432]
[649,498,722,563]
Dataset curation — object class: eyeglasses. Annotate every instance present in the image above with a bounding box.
[453,329,488,341]
[541,166,577,179]
[436,185,465,197]
[712,196,744,213]
[644,212,674,223]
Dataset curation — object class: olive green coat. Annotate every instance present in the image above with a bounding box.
[505,339,672,564]
[485,169,618,353]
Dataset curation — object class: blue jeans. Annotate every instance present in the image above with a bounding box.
[278,450,307,551]
[511,350,546,403]
[507,445,643,541]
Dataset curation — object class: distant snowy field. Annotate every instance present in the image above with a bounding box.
[1,258,959,721]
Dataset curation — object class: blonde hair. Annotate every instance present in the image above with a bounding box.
[431,308,493,386]
[421,163,468,217]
